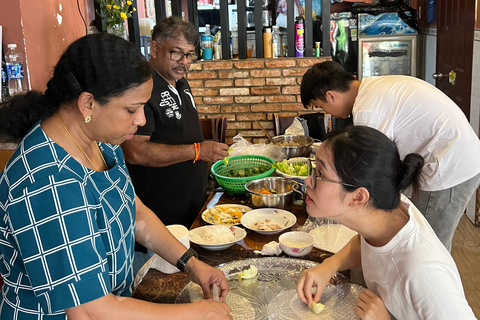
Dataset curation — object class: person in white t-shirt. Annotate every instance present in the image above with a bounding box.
[300,61,480,252]
[297,125,475,320]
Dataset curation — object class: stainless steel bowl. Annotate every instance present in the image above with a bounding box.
[245,177,297,210]
[272,135,314,159]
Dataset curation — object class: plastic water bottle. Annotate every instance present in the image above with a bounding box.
[272,26,281,58]
[5,44,27,96]
[1,60,9,102]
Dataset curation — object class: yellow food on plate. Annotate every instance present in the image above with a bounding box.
[237,265,258,281]
[309,301,325,314]
[204,205,249,225]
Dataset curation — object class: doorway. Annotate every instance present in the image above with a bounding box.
[434,0,475,119]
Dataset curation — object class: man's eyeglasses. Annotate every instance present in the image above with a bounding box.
[154,41,198,63]
[307,159,359,190]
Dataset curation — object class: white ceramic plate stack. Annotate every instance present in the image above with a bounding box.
[241,208,297,235]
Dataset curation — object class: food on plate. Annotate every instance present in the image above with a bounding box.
[251,219,283,231]
[276,140,301,147]
[237,265,258,281]
[204,205,249,225]
[222,164,271,178]
[309,301,325,314]
[273,159,308,177]
[189,225,236,245]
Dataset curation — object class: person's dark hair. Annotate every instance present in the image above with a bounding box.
[300,61,355,108]
[0,33,151,141]
[152,16,200,46]
[324,125,424,211]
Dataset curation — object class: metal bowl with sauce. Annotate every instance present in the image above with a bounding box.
[245,177,300,210]
[272,135,314,159]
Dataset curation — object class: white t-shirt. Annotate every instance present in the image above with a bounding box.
[353,76,480,191]
[361,195,476,320]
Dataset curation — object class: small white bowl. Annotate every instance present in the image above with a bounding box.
[279,231,314,257]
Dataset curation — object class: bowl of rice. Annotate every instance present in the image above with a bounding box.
[189,225,247,251]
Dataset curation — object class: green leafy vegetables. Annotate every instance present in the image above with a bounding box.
[223,165,271,178]
[272,160,308,177]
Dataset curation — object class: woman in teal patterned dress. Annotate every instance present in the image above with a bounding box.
[0,33,231,320]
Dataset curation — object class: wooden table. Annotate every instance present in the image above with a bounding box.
[132,191,333,303]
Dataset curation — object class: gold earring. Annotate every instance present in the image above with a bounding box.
[84,115,92,123]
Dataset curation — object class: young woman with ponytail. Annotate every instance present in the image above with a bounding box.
[297,125,475,320]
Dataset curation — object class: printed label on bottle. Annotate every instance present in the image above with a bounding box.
[6,63,24,80]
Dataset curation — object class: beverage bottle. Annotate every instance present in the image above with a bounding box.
[295,16,305,57]
[5,44,27,96]
[231,25,239,59]
[205,24,211,36]
[263,28,273,58]
[1,60,9,102]
[272,26,281,58]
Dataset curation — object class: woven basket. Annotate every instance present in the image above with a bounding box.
[211,155,275,195]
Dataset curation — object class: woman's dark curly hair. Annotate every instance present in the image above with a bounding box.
[0,33,151,141]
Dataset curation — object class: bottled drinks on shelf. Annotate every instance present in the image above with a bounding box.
[263,28,273,58]
[1,60,10,102]
[231,25,239,59]
[5,44,27,96]
[295,16,305,57]
[272,26,281,58]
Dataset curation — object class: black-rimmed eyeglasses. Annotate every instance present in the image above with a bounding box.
[154,41,199,63]
[307,159,359,190]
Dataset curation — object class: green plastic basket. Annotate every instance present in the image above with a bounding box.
[211,155,275,195]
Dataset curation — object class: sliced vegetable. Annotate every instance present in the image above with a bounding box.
[272,160,308,177]
[223,147,233,165]
[237,265,258,281]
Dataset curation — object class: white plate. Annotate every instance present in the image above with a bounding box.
[275,157,310,181]
[189,225,247,251]
[202,204,252,226]
[241,208,297,235]
[309,224,357,253]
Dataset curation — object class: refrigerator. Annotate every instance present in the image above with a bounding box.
[357,11,418,80]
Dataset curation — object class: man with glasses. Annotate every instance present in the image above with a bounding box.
[122,16,229,274]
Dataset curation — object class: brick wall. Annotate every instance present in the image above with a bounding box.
[187,57,331,145]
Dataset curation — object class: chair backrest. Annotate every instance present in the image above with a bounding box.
[199,117,227,143]
[273,113,327,141]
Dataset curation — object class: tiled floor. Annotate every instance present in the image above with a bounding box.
[452,215,480,318]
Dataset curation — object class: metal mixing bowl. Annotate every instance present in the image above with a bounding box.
[272,135,314,158]
[245,177,297,210]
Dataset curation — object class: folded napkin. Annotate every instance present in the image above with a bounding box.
[254,241,282,256]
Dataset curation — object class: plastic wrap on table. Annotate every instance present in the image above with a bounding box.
[175,257,362,320]
[297,217,358,254]
[229,134,287,162]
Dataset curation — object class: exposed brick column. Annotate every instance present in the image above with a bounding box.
[188,57,331,144]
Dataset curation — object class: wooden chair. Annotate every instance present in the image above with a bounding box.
[273,113,327,141]
[199,117,228,194]
[199,117,227,143]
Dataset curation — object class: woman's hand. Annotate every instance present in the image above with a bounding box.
[354,289,391,320]
[185,258,229,302]
[296,263,336,306]
[190,300,232,320]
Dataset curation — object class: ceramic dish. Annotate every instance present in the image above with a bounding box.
[241,208,297,235]
[274,157,310,181]
[201,204,252,225]
[309,224,358,253]
[189,225,246,251]
[175,257,363,320]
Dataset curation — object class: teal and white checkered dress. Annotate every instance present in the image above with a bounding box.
[0,122,136,319]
